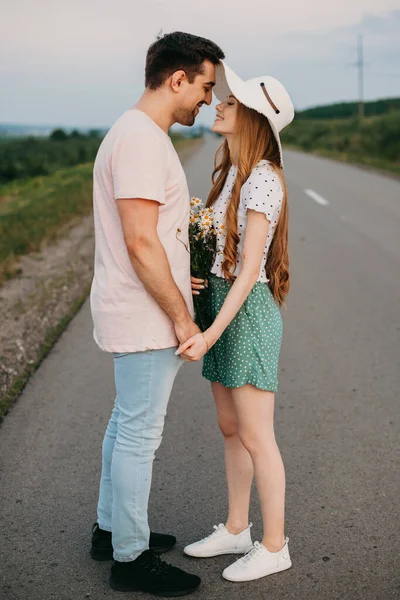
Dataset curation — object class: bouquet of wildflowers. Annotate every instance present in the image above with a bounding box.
[188,197,217,331]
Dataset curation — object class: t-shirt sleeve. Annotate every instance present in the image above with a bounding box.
[111,130,168,204]
[242,164,283,223]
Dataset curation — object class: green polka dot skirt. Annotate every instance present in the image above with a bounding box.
[202,274,283,392]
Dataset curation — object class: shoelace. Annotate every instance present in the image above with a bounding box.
[141,552,170,577]
[240,539,289,564]
[241,541,263,563]
[199,524,225,543]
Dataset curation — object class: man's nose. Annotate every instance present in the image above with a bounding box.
[204,89,213,106]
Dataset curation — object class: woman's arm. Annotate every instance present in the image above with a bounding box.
[177,209,270,361]
[205,210,270,347]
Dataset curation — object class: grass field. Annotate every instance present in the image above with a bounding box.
[0,164,94,284]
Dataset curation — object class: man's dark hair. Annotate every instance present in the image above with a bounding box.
[145,31,225,90]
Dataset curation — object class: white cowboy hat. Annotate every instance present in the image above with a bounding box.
[214,61,294,168]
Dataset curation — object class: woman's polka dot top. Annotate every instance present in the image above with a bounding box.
[210,159,284,283]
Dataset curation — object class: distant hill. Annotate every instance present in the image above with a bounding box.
[0,122,203,139]
[0,124,56,138]
[0,123,107,138]
[296,97,400,120]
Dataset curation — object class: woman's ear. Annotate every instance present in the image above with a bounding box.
[170,70,186,92]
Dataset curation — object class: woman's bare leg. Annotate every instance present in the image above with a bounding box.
[231,384,286,552]
[211,382,254,533]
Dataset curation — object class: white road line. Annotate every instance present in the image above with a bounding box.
[304,189,329,206]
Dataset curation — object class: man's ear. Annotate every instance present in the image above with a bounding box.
[170,70,187,92]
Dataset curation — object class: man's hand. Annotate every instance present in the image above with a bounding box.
[174,319,201,347]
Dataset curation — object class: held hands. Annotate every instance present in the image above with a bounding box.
[174,319,201,347]
[176,277,213,361]
[175,331,210,362]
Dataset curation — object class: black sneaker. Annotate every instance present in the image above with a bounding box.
[110,550,201,596]
[90,523,176,561]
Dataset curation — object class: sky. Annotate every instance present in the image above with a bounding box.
[1,0,400,128]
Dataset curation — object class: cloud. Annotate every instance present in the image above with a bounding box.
[1,1,399,126]
[358,9,400,32]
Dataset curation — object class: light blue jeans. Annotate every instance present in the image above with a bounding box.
[97,347,183,562]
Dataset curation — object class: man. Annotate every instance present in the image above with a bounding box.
[89,31,225,596]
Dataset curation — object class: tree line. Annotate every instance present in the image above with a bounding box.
[0,129,104,184]
[296,97,400,120]
[0,127,196,185]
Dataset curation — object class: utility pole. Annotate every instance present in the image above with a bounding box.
[357,34,364,119]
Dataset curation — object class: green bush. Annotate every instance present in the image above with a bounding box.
[50,128,69,141]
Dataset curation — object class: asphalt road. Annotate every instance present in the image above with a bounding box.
[0,137,399,600]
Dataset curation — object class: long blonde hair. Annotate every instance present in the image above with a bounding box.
[206,102,289,307]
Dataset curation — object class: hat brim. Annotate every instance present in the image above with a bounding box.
[214,61,285,169]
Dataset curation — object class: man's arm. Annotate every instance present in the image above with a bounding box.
[117,197,200,343]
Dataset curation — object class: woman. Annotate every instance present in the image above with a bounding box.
[176,62,294,583]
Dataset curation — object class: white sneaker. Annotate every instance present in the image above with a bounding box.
[184,523,253,558]
[222,538,292,582]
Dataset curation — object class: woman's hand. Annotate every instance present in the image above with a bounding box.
[191,276,206,296]
[175,332,208,361]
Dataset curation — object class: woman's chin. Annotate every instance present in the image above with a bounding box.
[211,122,225,134]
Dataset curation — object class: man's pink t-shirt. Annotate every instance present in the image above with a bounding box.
[90,109,194,353]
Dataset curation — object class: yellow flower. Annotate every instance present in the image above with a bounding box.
[199,216,213,233]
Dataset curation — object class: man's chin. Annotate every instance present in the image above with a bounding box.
[174,108,196,127]
[181,114,196,127]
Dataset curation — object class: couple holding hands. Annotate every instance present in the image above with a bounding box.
[90,30,294,597]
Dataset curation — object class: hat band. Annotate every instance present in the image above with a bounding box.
[260,83,280,114]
